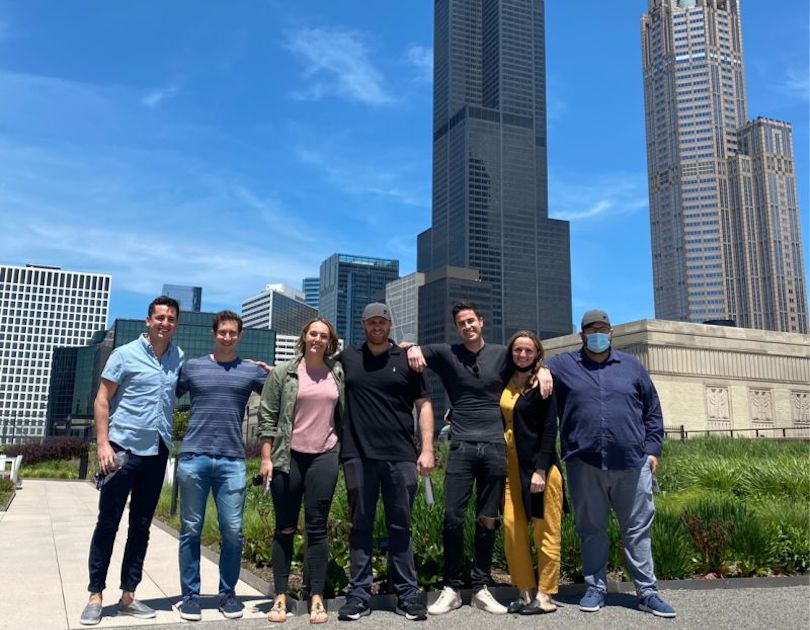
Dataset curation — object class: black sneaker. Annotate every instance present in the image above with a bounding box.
[338,597,371,621]
[396,597,427,621]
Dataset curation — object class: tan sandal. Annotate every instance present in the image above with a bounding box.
[268,598,288,623]
[309,601,328,624]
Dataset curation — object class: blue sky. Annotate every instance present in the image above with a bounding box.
[1,1,807,329]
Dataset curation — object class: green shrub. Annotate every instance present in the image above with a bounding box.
[651,506,695,579]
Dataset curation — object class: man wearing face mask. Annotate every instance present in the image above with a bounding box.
[545,309,675,619]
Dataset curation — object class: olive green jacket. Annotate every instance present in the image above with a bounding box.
[257,356,345,473]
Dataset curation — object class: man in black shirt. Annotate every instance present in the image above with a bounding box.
[337,303,435,622]
[406,302,509,615]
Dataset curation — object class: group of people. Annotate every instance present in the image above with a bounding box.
[79,295,676,626]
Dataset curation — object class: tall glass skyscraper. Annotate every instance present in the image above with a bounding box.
[161,284,202,313]
[319,253,399,346]
[417,0,571,343]
[642,0,807,332]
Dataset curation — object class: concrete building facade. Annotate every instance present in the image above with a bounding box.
[241,283,317,336]
[543,319,810,437]
[0,264,110,444]
[385,272,425,343]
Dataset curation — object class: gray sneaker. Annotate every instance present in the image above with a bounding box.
[79,601,103,625]
[118,598,157,619]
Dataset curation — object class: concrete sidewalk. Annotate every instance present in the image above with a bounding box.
[1,480,808,630]
[0,480,271,629]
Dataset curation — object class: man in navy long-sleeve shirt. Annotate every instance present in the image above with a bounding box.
[546,309,675,619]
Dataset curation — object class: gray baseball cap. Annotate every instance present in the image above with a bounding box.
[362,302,391,321]
[581,309,611,329]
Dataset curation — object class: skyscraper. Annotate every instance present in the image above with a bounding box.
[302,277,320,309]
[241,283,317,336]
[0,264,110,444]
[385,272,425,343]
[642,0,807,332]
[161,284,202,312]
[319,253,399,346]
[417,0,572,344]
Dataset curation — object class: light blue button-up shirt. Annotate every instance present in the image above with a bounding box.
[103,334,184,455]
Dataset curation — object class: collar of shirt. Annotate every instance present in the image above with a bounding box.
[576,347,621,367]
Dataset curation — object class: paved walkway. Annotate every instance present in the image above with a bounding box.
[0,480,270,629]
[1,480,808,630]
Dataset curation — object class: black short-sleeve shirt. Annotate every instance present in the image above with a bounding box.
[338,342,429,461]
[422,343,508,443]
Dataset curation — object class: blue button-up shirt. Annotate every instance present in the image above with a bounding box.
[102,334,184,455]
[547,348,663,470]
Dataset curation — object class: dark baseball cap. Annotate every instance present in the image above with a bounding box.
[362,302,391,321]
[581,309,611,329]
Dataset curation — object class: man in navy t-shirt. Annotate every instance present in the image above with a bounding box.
[174,311,267,621]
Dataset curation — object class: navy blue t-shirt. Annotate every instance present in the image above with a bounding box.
[176,356,267,458]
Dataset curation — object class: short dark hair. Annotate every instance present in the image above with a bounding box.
[296,317,339,357]
[452,301,481,321]
[148,295,180,318]
[212,310,243,333]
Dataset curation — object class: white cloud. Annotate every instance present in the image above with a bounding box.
[549,172,648,221]
[778,66,810,102]
[406,44,432,83]
[295,145,428,208]
[283,27,393,105]
[142,82,182,109]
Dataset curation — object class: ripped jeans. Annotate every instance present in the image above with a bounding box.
[178,453,247,598]
[270,447,339,596]
[442,440,506,590]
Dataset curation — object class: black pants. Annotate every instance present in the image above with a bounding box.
[343,458,419,603]
[270,447,339,596]
[87,440,169,593]
[442,440,506,590]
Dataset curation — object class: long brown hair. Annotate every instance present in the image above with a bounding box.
[296,317,339,357]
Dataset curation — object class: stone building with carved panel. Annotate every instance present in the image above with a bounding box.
[543,319,809,438]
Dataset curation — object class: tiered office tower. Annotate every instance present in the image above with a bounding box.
[0,264,110,443]
[302,277,320,309]
[642,0,807,332]
[417,0,572,344]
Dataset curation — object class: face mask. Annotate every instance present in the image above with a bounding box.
[585,332,611,353]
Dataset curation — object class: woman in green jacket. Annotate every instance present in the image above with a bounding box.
[259,317,345,624]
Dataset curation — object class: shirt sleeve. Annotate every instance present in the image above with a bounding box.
[101,349,125,384]
[176,365,190,397]
[638,367,664,457]
[421,343,446,370]
[258,366,283,439]
[252,364,268,393]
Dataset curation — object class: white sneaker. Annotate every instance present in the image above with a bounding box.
[428,586,462,616]
[471,586,507,614]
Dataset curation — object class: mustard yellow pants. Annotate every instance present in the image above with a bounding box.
[503,437,563,592]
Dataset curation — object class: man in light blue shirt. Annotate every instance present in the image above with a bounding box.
[80,296,184,626]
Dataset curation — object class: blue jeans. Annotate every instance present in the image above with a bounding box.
[177,453,246,598]
[565,457,658,598]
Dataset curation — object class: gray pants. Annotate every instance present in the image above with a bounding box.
[343,458,419,603]
[566,457,658,598]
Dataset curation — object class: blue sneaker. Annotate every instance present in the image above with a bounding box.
[179,596,202,621]
[578,586,605,612]
[639,592,676,618]
[219,593,244,619]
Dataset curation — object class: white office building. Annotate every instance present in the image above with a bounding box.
[0,264,111,444]
[241,283,317,336]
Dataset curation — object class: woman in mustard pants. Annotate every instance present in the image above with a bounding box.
[500,330,566,614]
